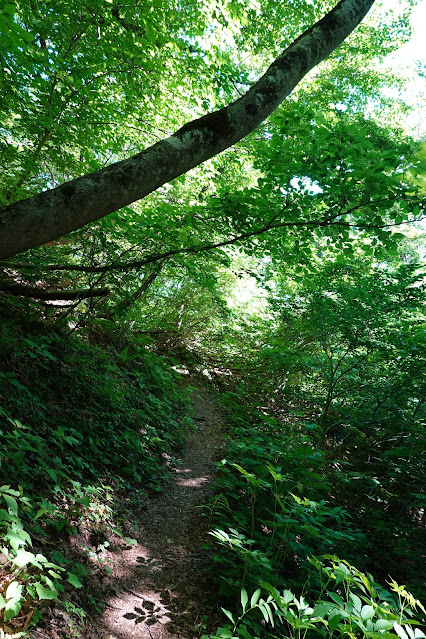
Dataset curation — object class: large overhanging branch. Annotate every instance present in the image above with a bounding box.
[0,0,375,260]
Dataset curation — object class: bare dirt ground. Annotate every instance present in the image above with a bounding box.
[31,377,224,639]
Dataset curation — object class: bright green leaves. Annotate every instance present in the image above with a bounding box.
[256,103,420,260]
[201,99,423,276]
[67,573,83,589]
[250,588,262,607]
[3,492,19,516]
[3,581,23,622]
[0,485,84,627]
[221,606,236,624]
[0,0,238,204]
[240,587,248,613]
[34,583,57,601]
[209,559,425,639]
[12,549,36,569]
[409,142,426,194]
[0,2,34,51]
[218,588,278,637]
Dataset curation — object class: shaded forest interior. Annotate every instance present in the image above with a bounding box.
[0,0,425,637]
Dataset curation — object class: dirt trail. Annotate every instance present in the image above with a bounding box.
[84,377,224,639]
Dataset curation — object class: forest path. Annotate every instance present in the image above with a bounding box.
[87,376,224,639]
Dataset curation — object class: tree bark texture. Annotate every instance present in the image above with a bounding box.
[0,0,375,260]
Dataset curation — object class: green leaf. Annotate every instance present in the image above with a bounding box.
[313,602,334,617]
[2,4,16,15]
[375,619,394,631]
[22,30,34,42]
[406,626,415,639]
[6,527,31,551]
[35,583,58,600]
[34,508,49,521]
[361,604,375,620]
[327,591,344,608]
[3,494,18,515]
[4,598,21,621]
[67,573,83,588]
[220,608,235,624]
[240,588,248,612]
[258,602,270,624]
[394,623,410,639]
[1,487,20,497]
[349,592,362,612]
[281,589,294,604]
[12,549,35,568]
[328,613,341,632]
[250,588,262,607]
[123,537,137,545]
[48,570,62,579]
[264,602,275,626]
[0,508,11,522]
[45,468,58,482]
[5,581,22,600]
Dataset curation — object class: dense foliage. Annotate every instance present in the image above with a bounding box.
[0,0,425,636]
[0,298,192,631]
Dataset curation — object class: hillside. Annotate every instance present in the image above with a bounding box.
[1,0,425,636]
[0,301,424,637]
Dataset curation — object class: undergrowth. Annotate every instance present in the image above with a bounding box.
[0,298,192,633]
[203,379,425,639]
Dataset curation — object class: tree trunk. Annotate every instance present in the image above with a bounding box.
[0,0,375,260]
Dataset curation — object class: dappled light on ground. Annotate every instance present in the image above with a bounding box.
[82,380,224,639]
[175,466,210,488]
[175,474,210,488]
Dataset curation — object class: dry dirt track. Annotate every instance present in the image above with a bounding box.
[83,378,224,639]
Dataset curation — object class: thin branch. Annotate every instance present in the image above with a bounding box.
[334,352,370,385]
[0,283,110,301]
[110,260,166,315]
[3,212,424,275]
[111,6,146,36]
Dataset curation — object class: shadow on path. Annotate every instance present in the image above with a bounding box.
[83,376,224,639]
